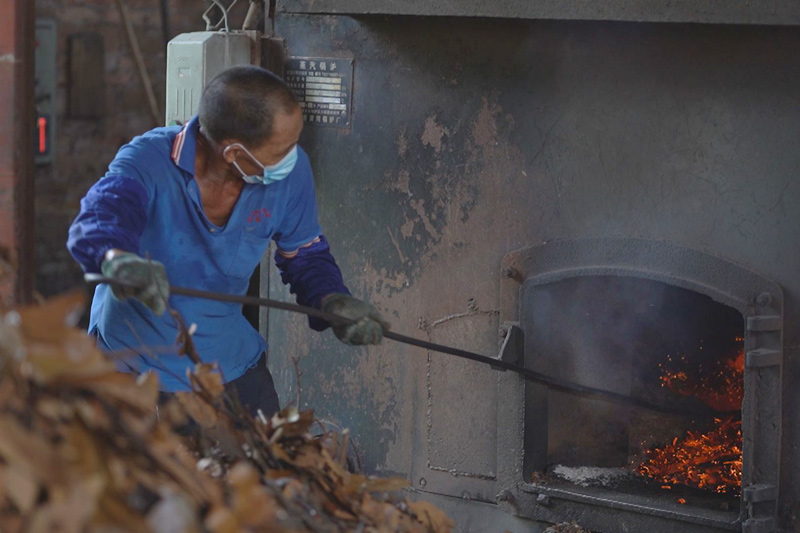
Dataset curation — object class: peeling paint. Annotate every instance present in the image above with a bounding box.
[471,97,501,150]
[0,54,17,63]
[272,16,800,525]
[400,214,415,239]
[396,127,409,158]
[386,226,407,264]
[385,169,411,197]
[421,116,448,154]
[409,199,440,240]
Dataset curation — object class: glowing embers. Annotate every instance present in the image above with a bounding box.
[638,342,744,495]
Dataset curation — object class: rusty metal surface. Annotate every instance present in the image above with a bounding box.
[277,0,800,26]
[264,15,800,531]
[0,0,36,304]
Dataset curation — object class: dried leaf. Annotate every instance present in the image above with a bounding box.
[175,391,218,428]
[360,495,405,532]
[407,500,455,533]
[0,295,455,533]
[270,407,314,437]
[146,491,201,533]
[189,363,224,399]
[93,492,153,532]
[324,500,357,521]
[16,291,86,341]
[44,478,105,533]
[0,415,61,484]
[66,371,159,413]
[22,332,115,385]
[5,465,38,514]
[293,446,327,471]
[204,506,238,533]
[0,514,23,533]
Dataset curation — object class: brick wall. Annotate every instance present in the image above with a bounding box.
[33,0,251,297]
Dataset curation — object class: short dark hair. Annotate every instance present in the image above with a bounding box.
[198,66,299,146]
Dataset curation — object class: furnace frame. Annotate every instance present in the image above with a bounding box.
[495,238,782,533]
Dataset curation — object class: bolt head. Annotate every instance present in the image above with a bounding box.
[756,292,773,307]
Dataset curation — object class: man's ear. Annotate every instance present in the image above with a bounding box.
[221,142,241,164]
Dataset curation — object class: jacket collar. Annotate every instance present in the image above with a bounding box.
[170,115,200,175]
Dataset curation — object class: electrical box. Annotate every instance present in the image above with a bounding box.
[35,18,57,165]
[165,32,254,126]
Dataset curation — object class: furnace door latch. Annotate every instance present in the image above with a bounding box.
[494,322,523,371]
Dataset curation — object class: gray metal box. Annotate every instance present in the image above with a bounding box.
[165,31,254,126]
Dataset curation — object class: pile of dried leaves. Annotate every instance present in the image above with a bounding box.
[0,292,453,532]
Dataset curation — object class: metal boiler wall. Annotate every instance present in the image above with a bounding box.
[262,15,800,531]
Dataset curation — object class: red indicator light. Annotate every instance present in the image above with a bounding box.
[38,117,47,154]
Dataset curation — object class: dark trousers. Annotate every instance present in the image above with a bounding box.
[224,353,281,419]
[160,353,281,421]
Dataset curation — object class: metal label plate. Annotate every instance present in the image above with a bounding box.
[286,57,353,128]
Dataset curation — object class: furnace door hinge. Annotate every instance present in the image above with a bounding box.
[743,484,777,503]
[743,485,778,533]
[742,517,777,533]
[746,315,782,332]
[745,348,781,368]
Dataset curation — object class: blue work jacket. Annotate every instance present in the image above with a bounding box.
[67,116,349,390]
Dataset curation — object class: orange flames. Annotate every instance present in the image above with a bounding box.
[638,343,744,495]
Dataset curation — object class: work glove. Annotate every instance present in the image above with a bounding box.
[321,293,390,345]
[100,252,170,315]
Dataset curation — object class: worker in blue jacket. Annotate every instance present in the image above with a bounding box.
[67,65,388,418]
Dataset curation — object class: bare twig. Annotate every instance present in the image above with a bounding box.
[338,429,349,468]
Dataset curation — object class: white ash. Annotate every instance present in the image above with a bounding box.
[551,465,635,488]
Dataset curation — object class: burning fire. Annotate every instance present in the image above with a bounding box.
[638,342,744,495]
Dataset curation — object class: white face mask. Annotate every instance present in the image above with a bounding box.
[225,144,299,185]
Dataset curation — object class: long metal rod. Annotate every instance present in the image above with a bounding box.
[86,275,738,419]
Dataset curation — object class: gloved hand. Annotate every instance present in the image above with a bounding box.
[321,293,390,345]
[100,252,169,315]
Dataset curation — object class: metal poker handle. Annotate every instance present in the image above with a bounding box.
[84,274,739,419]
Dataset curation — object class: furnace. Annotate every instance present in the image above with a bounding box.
[523,275,743,498]
[496,238,782,532]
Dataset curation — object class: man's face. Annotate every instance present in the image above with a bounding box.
[225,105,303,174]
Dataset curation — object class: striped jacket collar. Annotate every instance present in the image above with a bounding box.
[171,115,200,175]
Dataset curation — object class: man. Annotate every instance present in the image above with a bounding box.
[67,65,388,418]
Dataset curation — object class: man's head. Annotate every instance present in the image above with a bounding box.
[198,66,302,176]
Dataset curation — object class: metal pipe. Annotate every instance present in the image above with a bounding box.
[0,0,36,304]
[243,0,261,31]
